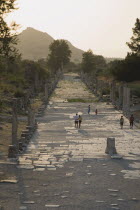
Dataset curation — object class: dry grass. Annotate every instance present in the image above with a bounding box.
[31,99,43,112]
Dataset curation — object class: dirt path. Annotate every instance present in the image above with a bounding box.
[0,73,140,210]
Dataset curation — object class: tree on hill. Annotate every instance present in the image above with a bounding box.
[0,0,19,59]
[81,50,95,74]
[81,50,106,75]
[94,55,106,74]
[126,18,140,55]
[47,39,71,72]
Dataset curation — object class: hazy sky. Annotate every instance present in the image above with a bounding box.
[7,0,140,58]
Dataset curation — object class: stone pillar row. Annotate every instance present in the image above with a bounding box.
[8,99,37,158]
[110,81,131,115]
[80,72,110,98]
[81,73,131,117]
[81,74,131,114]
[8,71,62,158]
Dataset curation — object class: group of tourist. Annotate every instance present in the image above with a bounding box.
[120,114,135,129]
[74,114,82,128]
[74,105,98,129]
[74,105,135,130]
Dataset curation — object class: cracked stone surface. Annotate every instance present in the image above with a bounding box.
[0,73,140,210]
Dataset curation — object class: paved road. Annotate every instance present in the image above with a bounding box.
[0,73,140,210]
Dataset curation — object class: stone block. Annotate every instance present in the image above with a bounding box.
[105,137,117,155]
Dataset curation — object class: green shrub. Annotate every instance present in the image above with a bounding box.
[102,87,110,95]
[14,89,25,98]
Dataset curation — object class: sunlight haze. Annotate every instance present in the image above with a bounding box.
[7,0,140,58]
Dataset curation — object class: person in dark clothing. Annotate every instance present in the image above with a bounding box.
[88,105,90,114]
[129,114,134,129]
[120,116,124,129]
[78,115,82,128]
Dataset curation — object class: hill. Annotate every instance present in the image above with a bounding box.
[17,27,84,63]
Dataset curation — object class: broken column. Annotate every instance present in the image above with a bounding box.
[122,83,127,112]
[27,104,36,134]
[8,98,18,158]
[105,137,117,155]
[110,81,116,104]
[122,83,130,116]
[126,87,130,115]
[118,83,123,109]
[28,107,35,127]
[19,105,36,151]
[44,83,48,104]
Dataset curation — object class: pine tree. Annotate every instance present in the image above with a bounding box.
[47,40,71,72]
[126,18,140,55]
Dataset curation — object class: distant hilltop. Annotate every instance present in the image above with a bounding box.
[17,27,84,63]
[16,27,122,63]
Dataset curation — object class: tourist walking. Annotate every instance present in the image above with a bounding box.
[88,105,90,114]
[120,116,124,129]
[78,115,82,128]
[74,113,79,128]
[129,114,134,129]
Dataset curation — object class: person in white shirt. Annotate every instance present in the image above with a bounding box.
[74,113,79,128]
